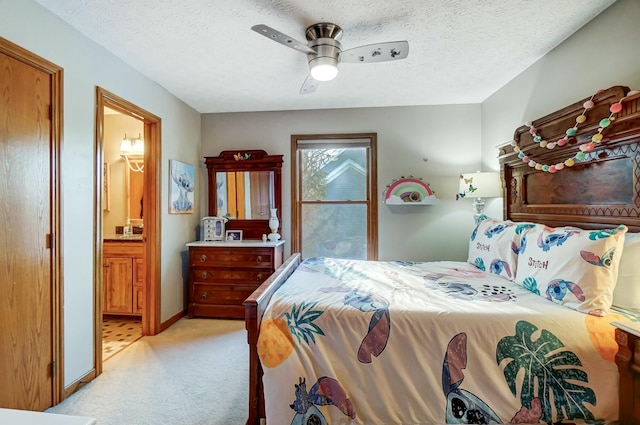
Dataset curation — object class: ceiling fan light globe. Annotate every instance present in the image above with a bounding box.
[310,63,338,81]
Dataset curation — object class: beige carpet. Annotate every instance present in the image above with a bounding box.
[47,318,248,425]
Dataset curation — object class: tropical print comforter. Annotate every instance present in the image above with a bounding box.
[257,257,639,425]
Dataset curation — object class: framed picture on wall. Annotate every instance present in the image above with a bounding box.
[169,159,195,214]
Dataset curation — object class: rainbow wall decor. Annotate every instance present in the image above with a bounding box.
[383,176,439,205]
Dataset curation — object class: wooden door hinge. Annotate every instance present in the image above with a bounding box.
[46,233,52,249]
[51,360,56,377]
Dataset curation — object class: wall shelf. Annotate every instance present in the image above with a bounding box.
[382,176,439,205]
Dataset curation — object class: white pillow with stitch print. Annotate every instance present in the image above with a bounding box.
[514,223,627,316]
[467,217,520,280]
[612,232,640,312]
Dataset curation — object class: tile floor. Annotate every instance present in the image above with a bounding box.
[102,316,142,361]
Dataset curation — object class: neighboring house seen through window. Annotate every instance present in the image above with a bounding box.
[292,133,378,260]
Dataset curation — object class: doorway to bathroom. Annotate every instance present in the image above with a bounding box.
[95,87,161,374]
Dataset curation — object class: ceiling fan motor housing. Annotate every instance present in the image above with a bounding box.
[305,22,343,41]
[305,23,343,81]
[307,37,342,77]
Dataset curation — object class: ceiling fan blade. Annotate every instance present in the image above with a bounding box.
[251,24,315,55]
[341,41,409,63]
[299,75,320,95]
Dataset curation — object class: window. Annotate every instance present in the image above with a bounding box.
[291,133,378,260]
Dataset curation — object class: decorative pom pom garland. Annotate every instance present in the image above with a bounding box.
[512,88,639,173]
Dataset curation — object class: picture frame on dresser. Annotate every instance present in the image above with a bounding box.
[226,230,243,241]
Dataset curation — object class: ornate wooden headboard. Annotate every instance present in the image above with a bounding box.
[498,86,640,232]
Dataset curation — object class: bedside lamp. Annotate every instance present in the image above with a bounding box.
[457,172,501,219]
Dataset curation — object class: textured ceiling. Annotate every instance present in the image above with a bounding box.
[34,0,616,113]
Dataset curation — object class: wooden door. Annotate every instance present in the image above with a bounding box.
[103,257,133,314]
[0,43,59,410]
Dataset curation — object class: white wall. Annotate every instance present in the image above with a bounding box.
[1,0,201,386]
[481,0,640,172]
[103,114,144,234]
[202,104,483,262]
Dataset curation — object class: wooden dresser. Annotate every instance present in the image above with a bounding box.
[186,240,284,319]
[614,322,640,425]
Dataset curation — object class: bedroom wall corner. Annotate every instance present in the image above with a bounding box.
[481,0,640,181]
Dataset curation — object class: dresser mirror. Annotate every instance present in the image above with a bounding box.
[215,171,273,219]
[205,150,283,239]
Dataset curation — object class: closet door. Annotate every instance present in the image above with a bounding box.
[0,40,59,410]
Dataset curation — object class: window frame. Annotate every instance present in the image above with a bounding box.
[291,133,378,260]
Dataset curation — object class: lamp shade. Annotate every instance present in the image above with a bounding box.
[120,138,132,152]
[132,138,144,153]
[120,133,144,154]
[458,172,501,198]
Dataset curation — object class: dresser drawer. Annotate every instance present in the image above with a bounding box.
[189,248,273,268]
[192,268,270,284]
[186,242,284,319]
[193,284,256,305]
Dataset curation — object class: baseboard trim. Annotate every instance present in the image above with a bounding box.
[63,368,97,399]
[160,310,185,332]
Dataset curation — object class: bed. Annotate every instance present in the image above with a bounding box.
[244,85,640,425]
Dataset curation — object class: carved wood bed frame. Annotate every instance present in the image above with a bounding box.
[244,86,640,425]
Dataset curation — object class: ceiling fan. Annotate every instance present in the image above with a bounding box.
[251,22,409,94]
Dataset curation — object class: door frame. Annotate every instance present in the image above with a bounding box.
[0,37,63,407]
[95,87,162,374]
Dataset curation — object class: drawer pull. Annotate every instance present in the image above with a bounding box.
[201,292,208,299]
[201,271,208,279]
[256,256,262,263]
[200,254,207,262]
[256,273,263,281]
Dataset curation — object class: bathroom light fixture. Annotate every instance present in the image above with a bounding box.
[457,171,501,219]
[120,133,144,173]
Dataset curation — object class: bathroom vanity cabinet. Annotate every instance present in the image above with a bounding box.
[103,239,144,315]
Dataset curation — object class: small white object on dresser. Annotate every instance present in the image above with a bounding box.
[200,216,227,241]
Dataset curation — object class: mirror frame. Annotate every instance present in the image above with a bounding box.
[205,150,283,240]
[125,157,144,221]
